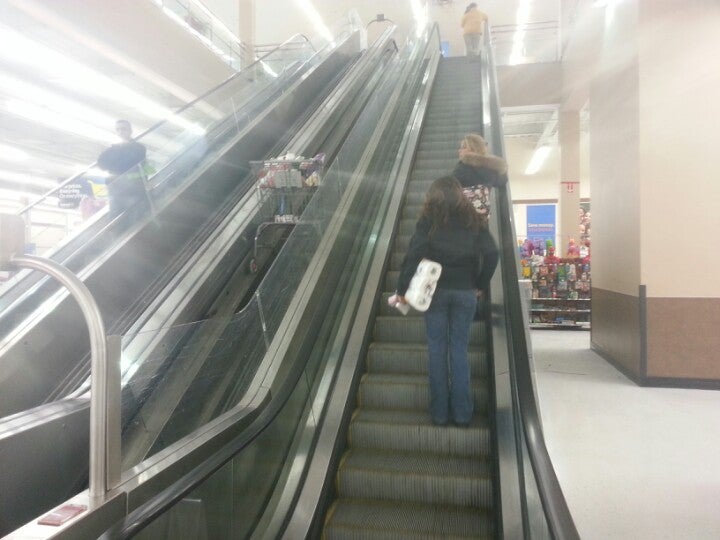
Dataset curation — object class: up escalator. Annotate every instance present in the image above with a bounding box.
[322,57,496,538]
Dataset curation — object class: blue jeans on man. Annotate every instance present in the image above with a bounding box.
[423,287,477,425]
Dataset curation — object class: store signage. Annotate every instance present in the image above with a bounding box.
[561,181,579,194]
[57,182,85,209]
[526,204,556,244]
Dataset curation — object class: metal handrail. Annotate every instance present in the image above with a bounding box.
[6,254,113,500]
[15,32,318,216]
[482,20,580,539]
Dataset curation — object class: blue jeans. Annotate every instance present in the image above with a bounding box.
[423,288,477,425]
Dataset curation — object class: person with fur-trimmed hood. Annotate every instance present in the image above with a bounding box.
[452,133,508,292]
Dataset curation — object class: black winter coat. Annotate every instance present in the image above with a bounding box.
[397,215,483,295]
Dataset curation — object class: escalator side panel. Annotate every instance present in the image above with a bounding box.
[0,38,360,420]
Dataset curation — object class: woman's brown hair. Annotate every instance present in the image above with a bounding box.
[421,176,481,234]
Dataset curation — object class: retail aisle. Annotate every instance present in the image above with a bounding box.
[532,330,720,540]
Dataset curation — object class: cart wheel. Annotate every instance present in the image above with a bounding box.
[248,258,258,274]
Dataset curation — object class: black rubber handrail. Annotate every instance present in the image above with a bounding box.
[482,21,580,540]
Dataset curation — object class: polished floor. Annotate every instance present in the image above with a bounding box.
[532,330,720,540]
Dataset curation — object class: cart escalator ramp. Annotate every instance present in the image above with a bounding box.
[324,57,496,539]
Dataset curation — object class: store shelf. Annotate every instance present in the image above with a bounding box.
[523,256,592,331]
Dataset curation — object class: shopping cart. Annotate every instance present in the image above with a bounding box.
[247,155,324,273]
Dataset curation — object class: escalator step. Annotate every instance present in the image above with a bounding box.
[324,499,494,539]
[395,218,418,237]
[358,373,490,412]
[336,449,494,508]
[373,316,486,345]
[412,158,457,172]
[348,409,492,458]
[367,341,489,378]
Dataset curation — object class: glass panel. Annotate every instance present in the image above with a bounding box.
[118,302,267,469]
[115,19,382,466]
[104,22,438,540]
[134,372,312,540]
[14,12,362,258]
[155,0,245,70]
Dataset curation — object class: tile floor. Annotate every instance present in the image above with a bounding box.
[531,330,720,540]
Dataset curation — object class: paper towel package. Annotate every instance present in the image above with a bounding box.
[405,259,442,312]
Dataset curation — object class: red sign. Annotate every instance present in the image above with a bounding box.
[561,181,579,194]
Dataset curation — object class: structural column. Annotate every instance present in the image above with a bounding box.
[558,109,581,256]
[238,0,255,67]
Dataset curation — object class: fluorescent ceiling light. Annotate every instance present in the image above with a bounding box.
[0,73,120,135]
[0,169,57,189]
[0,187,58,200]
[525,145,552,175]
[0,26,204,135]
[509,1,533,65]
[0,143,30,162]
[410,0,428,37]
[294,0,333,42]
[6,99,118,144]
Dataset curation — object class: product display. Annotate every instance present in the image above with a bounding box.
[520,240,591,330]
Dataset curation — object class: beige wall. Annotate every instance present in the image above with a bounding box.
[498,63,562,108]
[588,0,642,297]
[638,0,720,297]
[506,138,590,201]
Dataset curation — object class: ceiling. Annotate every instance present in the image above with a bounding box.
[0,0,578,215]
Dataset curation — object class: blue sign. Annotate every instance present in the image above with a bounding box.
[526,204,556,244]
[440,41,450,57]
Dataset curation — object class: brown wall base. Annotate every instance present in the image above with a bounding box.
[591,287,720,389]
[590,287,642,379]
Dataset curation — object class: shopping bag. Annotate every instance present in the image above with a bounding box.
[405,259,442,312]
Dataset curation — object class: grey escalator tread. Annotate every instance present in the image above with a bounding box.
[367,341,488,377]
[324,499,494,539]
[337,448,494,508]
[373,316,486,345]
[349,409,492,458]
[358,373,489,412]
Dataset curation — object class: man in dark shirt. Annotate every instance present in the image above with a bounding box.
[97,119,148,217]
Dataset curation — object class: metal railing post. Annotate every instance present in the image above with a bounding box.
[1,213,114,501]
[9,255,110,500]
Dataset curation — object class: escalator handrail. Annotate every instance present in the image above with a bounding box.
[482,21,580,540]
[94,27,435,540]
[15,32,322,217]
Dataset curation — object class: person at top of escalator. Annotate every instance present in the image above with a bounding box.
[395,176,485,427]
[453,133,507,299]
[461,3,488,56]
[97,119,148,218]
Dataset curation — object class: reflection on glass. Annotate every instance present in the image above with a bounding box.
[16,12,361,258]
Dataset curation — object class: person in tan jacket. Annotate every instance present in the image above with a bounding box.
[461,3,488,56]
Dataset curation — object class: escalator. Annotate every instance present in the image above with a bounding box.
[0,24,362,419]
[8,23,578,540]
[0,20,400,537]
[322,57,496,538]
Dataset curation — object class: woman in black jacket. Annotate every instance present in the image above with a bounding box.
[396,176,484,426]
[453,133,508,293]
